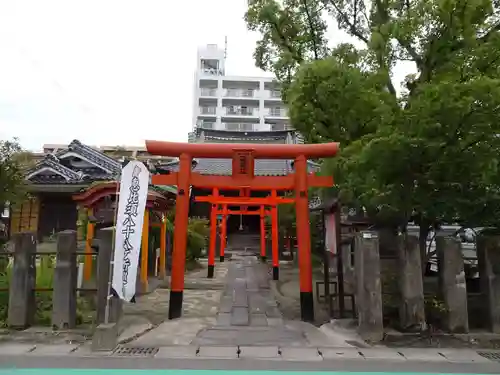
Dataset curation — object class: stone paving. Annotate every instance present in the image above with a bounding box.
[192,251,309,346]
[125,248,354,348]
[118,260,229,343]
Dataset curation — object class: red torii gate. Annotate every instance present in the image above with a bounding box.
[196,193,295,280]
[146,140,338,322]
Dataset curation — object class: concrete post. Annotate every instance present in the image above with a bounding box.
[96,227,122,325]
[436,236,469,333]
[398,234,426,330]
[8,232,36,329]
[476,235,500,333]
[354,231,383,342]
[52,230,78,329]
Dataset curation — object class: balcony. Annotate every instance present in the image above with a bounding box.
[267,123,293,131]
[200,68,224,76]
[200,106,217,115]
[266,107,287,117]
[268,90,281,99]
[200,88,217,97]
[224,107,258,116]
[222,123,257,131]
[225,89,255,98]
[197,121,215,129]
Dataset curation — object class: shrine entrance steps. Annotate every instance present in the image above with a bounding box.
[226,233,260,253]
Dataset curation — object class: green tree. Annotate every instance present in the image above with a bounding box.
[246,0,500,265]
[0,138,30,215]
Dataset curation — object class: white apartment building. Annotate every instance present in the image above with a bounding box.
[191,44,293,134]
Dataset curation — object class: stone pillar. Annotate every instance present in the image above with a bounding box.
[476,235,500,333]
[96,227,122,325]
[436,236,468,332]
[354,231,383,341]
[8,232,36,329]
[398,234,426,330]
[52,230,78,329]
[341,239,355,294]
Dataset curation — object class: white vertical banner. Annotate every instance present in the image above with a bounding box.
[112,161,150,302]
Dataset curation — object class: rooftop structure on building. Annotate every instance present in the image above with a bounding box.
[190,43,303,140]
[40,143,176,164]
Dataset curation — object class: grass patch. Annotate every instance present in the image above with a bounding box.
[0,255,95,328]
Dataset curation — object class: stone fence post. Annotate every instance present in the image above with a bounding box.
[436,236,468,333]
[96,227,122,325]
[476,235,500,333]
[354,231,383,341]
[8,232,36,329]
[398,234,426,330]
[52,230,78,329]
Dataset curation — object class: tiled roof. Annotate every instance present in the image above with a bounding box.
[56,140,122,175]
[194,158,293,176]
[25,139,120,185]
[156,158,319,176]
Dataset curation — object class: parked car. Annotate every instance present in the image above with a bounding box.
[406,225,494,276]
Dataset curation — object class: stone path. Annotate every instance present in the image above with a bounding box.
[192,251,308,346]
[120,261,229,344]
[122,247,354,348]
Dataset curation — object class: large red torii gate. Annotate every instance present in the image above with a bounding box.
[146,140,339,322]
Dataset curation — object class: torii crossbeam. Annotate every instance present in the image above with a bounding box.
[146,140,339,323]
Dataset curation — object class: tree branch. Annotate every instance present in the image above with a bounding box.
[301,0,320,60]
[325,0,369,44]
[269,19,304,64]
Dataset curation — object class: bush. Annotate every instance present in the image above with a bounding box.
[187,217,209,261]
[165,210,209,263]
[0,269,8,326]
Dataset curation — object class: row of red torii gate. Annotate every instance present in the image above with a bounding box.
[145,140,339,322]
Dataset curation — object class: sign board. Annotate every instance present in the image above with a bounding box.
[111,161,149,302]
[308,196,322,209]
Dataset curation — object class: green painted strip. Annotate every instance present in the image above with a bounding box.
[0,371,490,375]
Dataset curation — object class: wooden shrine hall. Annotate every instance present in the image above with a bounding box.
[146,140,339,322]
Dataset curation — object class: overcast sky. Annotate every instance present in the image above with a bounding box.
[0,0,414,152]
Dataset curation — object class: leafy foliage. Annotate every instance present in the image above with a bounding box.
[0,138,32,212]
[246,0,500,232]
[287,54,399,144]
[165,210,209,262]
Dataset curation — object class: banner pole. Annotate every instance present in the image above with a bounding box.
[104,181,121,325]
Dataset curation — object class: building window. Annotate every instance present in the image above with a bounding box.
[201,59,221,75]
[270,90,281,98]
